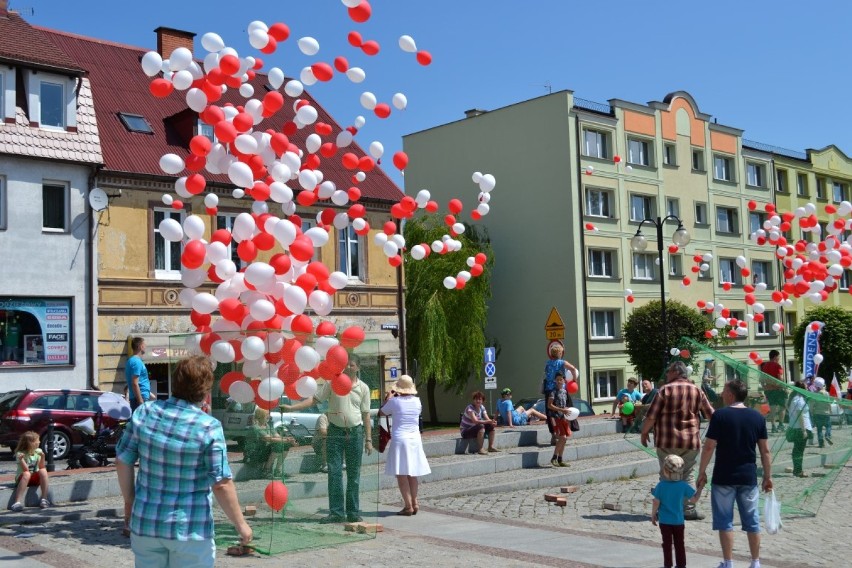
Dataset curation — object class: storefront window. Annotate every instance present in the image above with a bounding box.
[0,297,72,367]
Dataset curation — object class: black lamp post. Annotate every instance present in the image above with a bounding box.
[630,215,691,372]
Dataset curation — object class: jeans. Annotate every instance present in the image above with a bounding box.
[813,415,832,445]
[130,534,216,568]
[659,523,686,568]
[710,484,760,532]
[326,423,364,518]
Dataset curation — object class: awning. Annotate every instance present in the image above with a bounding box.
[127,333,193,364]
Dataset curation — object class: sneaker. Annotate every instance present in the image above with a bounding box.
[794,472,809,478]
[10,502,23,512]
[684,508,706,521]
[346,514,363,522]
[488,447,501,453]
[39,499,50,509]
[319,464,329,473]
[550,458,559,467]
[318,514,344,524]
[827,437,834,445]
[749,560,761,568]
[557,461,570,467]
[715,562,732,568]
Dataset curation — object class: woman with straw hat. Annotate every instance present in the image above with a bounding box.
[379,375,431,515]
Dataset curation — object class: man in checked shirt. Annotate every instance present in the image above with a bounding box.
[641,360,715,521]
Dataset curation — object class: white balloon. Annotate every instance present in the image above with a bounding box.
[238,83,255,98]
[159,153,185,175]
[284,80,304,98]
[814,353,824,364]
[346,67,366,83]
[182,215,205,240]
[228,379,254,402]
[296,104,318,125]
[328,271,348,290]
[162,194,173,206]
[314,336,339,357]
[333,212,350,230]
[360,92,377,110]
[178,288,198,307]
[341,0,361,7]
[192,292,219,314]
[308,290,333,316]
[283,285,307,314]
[374,232,389,246]
[411,245,426,260]
[392,93,408,110]
[298,169,318,191]
[272,218,297,246]
[228,162,254,188]
[443,276,457,289]
[249,298,275,322]
[298,36,320,56]
[479,173,497,192]
[248,29,270,50]
[201,32,225,53]
[735,255,747,268]
[158,218,184,242]
[171,69,194,90]
[295,376,318,399]
[305,226,329,247]
[331,190,349,206]
[183,268,209,291]
[231,212,256,242]
[299,66,317,86]
[398,35,417,53]
[452,223,466,235]
[186,88,208,112]
[258,377,284,402]
[295,345,320,371]
[241,335,267,361]
[141,51,163,77]
[383,241,399,257]
[215,259,237,281]
[369,141,384,159]
[306,133,322,154]
[336,130,354,147]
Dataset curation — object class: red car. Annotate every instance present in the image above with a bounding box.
[0,389,124,460]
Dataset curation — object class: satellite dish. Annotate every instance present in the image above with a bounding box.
[88,187,109,211]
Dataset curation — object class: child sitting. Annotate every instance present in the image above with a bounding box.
[651,454,701,568]
[618,394,636,429]
[10,431,50,511]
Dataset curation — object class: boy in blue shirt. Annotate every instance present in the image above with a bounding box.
[651,454,701,568]
[497,388,546,426]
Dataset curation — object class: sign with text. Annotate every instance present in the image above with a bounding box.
[484,376,497,390]
[545,307,565,340]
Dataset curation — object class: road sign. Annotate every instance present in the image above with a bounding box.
[484,346,496,363]
[484,362,496,377]
[484,376,497,390]
[390,366,398,379]
[545,307,565,340]
[381,323,399,331]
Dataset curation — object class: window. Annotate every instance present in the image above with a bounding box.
[0,296,73,365]
[583,128,609,159]
[692,149,704,171]
[42,184,68,232]
[666,198,680,218]
[752,261,772,287]
[40,81,64,128]
[833,182,846,203]
[338,225,363,279]
[198,119,216,142]
[590,310,616,339]
[663,143,676,166]
[716,207,739,234]
[695,202,708,225]
[585,188,612,218]
[784,312,796,332]
[0,175,6,231]
[797,173,807,196]
[776,169,787,192]
[816,178,825,199]
[633,253,657,280]
[629,194,655,222]
[719,258,742,286]
[588,249,615,278]
[840,270,851,291]
[668,254,683,276]
[714,155,733,181]
[118,113,153,134]
[746,162,765,187]
[627,138,651,166]
[594,370,619,400]
[749,211,766,235]
[216,214,245,269]
[756,312,776,336]
[154,208,185,278]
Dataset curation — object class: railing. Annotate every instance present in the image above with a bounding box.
[573,97,612,115]
[742,139,808,160]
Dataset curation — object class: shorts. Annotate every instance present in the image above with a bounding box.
[765,390,786,406]
[461,423,493,439]
[511,411,528,426]
[16,471,41,487]
[711,484,760,533]
[553,418,570,438]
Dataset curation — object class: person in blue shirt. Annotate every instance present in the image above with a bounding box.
[125,337,153,411]
[541,344,579,443]
[497,388,546,426]
[610,377,643,417]
[652,454,700,568]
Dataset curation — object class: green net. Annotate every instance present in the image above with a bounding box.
[165,331,384,555]
[624,337,852,518]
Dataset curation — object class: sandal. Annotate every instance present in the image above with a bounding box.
[396,508,413,516]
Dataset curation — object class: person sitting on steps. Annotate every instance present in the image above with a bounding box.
[460,391,499,455]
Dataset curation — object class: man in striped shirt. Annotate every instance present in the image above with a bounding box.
[641,360,714,520]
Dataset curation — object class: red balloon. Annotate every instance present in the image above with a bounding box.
[341,153,359,169]
[326,345,349,375]
[190,310,212,328]
[219,371,246,396]
[185,173,206,195]
[268,22,290,42]
[374,103,391,119]
[237,240,258,262]
[264,481,289,511]
[333,56,349,73]
[340,326,365,349]
[181,240,206,269]
[415,50,432,66]
[331,373,354,396]
[219,54,240,75]
[289,234,314,262]
[214,120,238,144]
[566,380,579,395]
[475,253,488,265]
[316,321,337,336]
[425,200,439,213]
[358,156,376,171]
[149,78,173,98]
[190,135,212,157]
[347,31,363,47]
[448,198,463,214]
[311,62,334,82]
[680,349,691,359]
[392,151,409,171]
[199,332,221,356]
[361,40,380,56]
[262,91,284,114]
[260,36,278,54]
[284,381,300,400]
[255,397,280,411]
[348,0,372,23]
[470,263,484,277]
[291,314,314,336]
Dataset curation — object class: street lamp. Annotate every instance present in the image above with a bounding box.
[630,215,691,371]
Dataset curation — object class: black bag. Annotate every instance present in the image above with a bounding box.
[378,416,391,453]
[570,419,580,432]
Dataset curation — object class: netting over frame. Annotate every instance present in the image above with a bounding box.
[624,337,852,518]
[166,331,384,555]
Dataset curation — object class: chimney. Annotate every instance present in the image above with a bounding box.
[464,108,488,119]
[155,26,195,57]
[0,0,8,17]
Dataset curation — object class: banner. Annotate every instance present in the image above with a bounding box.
[802,321,824,379]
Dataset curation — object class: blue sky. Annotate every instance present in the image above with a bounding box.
[24,0,852,189]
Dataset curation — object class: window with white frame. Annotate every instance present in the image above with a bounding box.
[756,311,776,336]
[719,258,742,285]
[840,270,851,291]
[216,214,245,268]
[748,211,766,235]
[198,119,216,142]
[0,175,6,231]
[746,162,765,187]
[776,169,787,192]
[154,208,185,278]
[585,188,612,218]
[583,128,609,159]
[692,149,705,171]
[587,249,615,278]
[42,183,68,232]
[816,178,825,199]
[664,143,676,166]
[666,198,680,218]
[594,370,619,400]
[668,254,683,276]
[633,253,657,280]
[833,181,846,203]
[784,311,796,331]
[590,310,617,339]
[695,202,708,224]
[797,173,807,196]
[338,225,363,279]
[714,155,733,181]
[627,138,650,166]
[40,80,65,128]
[752,260,772,287]
[716,206,738,234]
[629,194,655,222]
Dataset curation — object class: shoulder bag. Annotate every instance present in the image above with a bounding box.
[378,415,391,453]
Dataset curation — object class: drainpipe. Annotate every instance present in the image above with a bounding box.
[573,108,593,403]
[87,164,103,389]
[769,159,788,380]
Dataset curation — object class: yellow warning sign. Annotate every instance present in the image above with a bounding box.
[545,307,565,340]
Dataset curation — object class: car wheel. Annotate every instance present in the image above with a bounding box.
[42,430,71,461]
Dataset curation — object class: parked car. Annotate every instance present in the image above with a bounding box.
[0,389,124,460]
[212,396,327,446]
[516,397,596,418]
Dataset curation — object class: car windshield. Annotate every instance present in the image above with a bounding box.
[0,391,24,412]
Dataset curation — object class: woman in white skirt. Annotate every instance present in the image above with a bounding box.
[379,375,431,516]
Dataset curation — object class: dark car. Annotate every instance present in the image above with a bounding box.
[517,397,596,417]
[0,389,124,460]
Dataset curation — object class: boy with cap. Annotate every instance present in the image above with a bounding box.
[651,454,700,568]
[498,388,547,427]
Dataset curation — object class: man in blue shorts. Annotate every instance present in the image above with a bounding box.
[696,379,772,568]
[497,388,546,427]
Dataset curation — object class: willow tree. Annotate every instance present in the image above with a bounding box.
[403,216,494,423]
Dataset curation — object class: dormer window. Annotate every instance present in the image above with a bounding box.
[39,81,65,128]
[197,119,215,142]
[118,112,153,134]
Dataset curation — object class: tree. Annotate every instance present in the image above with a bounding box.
[622,299,713,380]
[792,306,852,382]
[403,216,494,423]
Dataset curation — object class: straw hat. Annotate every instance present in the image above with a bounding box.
[392,375,417,395]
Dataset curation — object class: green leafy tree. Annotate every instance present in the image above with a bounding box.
[403,216,494,423]
[622,299,713,380]
[792,306,852,381]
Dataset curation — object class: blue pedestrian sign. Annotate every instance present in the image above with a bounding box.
[390,367,398,379]
[484,347,495,363]
[484,362,496,377]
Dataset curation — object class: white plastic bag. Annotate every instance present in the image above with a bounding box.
[764,489,782,535]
